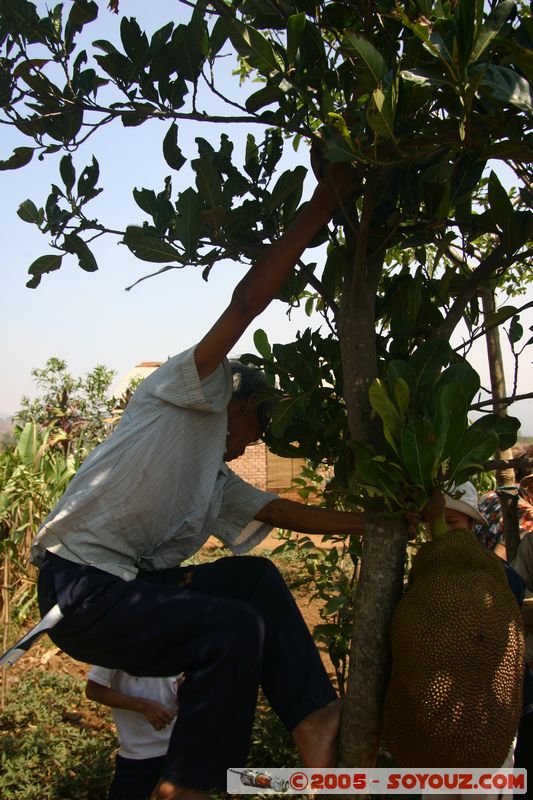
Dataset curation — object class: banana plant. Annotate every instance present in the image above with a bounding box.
[0,422,78,619]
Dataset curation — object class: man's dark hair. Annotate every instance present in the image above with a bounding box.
[229,361,276,433]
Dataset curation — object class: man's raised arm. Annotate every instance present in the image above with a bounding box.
[194,166,359,380]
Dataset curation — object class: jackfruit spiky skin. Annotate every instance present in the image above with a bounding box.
[383,529,525,768]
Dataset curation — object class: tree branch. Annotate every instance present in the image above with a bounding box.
[482,456,533,474]
[454,299,533,353]
[296,259,339,318]
[436,241,512,340]
[470,391,533,411]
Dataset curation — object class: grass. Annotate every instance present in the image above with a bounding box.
[0,669,298,799]
[0,670,116,799]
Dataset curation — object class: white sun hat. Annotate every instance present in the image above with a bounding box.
[444,481,488,526]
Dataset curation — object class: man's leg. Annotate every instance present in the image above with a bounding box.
[144,556,339,766]
[38,553,264,790]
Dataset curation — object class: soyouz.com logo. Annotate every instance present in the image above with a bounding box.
[227,767,527,794]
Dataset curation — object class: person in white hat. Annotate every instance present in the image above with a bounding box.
[442,480,488,532]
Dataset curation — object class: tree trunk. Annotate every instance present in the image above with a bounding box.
[337,252,409,772]
[481,290,520,562]
[339,513,408,769]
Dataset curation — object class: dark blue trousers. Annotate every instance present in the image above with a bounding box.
[38,552,336,790]
[108,754,165,800]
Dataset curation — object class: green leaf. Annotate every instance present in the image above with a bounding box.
[484,304,518,329]
[163,122,186,171]
[262,130,282,178]
[254,329,272,360]
[431,231,457,276]
[77,157,100,199]
[0,147,34,171]
[343,32,387,86]
[447,427,500,482]
[399,68,449,88]
[456,0,481,67]
[393,378,410,418]
[287,13,306,65]
[174,187,202,258]
[480,139,533,162]
[451,157,485,206]
[16,422,38,467]
[323,595,348,615]
[323,136,356,163]
[46,103,84,144]
[368,85,397,141]
[508,211,533,254]
[432,383,468,464]
[487,169,513,230]
[209,16,230,58]
[479,64,533,113]
[502,38,533,84]
[296,19,326,75]
[120,16,149,62]
[125,264,184,291]
[133,187,158,217]
[424,32,454,68]
[470,0,516,64]
[400,419,438,489]
[245,85,284,113]
[149,21,174,57]
[244,133,260,180]
[171,19,208,82]
[369,378,402,448]
[265,166,307,213]
[230,21,284,76]
[327,112,353,146]
[123,226,184,263]
[65,0,98,54]
[121,109,151,127]
[13,59,51,80]
[192,158,222,208]
[467,414,521,452]
[509,315,523,344]
[26,254,64,288]
[94,48,132,83]
[350,441,402,501]
[63,233,98,272]
[436,362,480,405]
[268,396,301,439]
[388,360,416,398]
[17,199,42,225]
[60,154,76,193]
[410,340,452,399]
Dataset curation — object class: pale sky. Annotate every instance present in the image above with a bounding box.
[1,1,532,434]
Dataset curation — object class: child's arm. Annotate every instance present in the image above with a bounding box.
[85,679,177,730]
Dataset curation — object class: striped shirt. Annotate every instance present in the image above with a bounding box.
[30,346,276,581]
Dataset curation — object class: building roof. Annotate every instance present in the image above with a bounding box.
[111,361,163,399]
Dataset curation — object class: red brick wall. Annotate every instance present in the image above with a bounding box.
[231,442,268,489]
[231,443,306,500]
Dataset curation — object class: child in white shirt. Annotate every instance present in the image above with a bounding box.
[86,666,183,800]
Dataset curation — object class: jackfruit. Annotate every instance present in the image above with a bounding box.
[383,529,525,768]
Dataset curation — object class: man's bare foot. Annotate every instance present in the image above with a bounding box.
[291,699,341,767]
[150,780,210,800]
